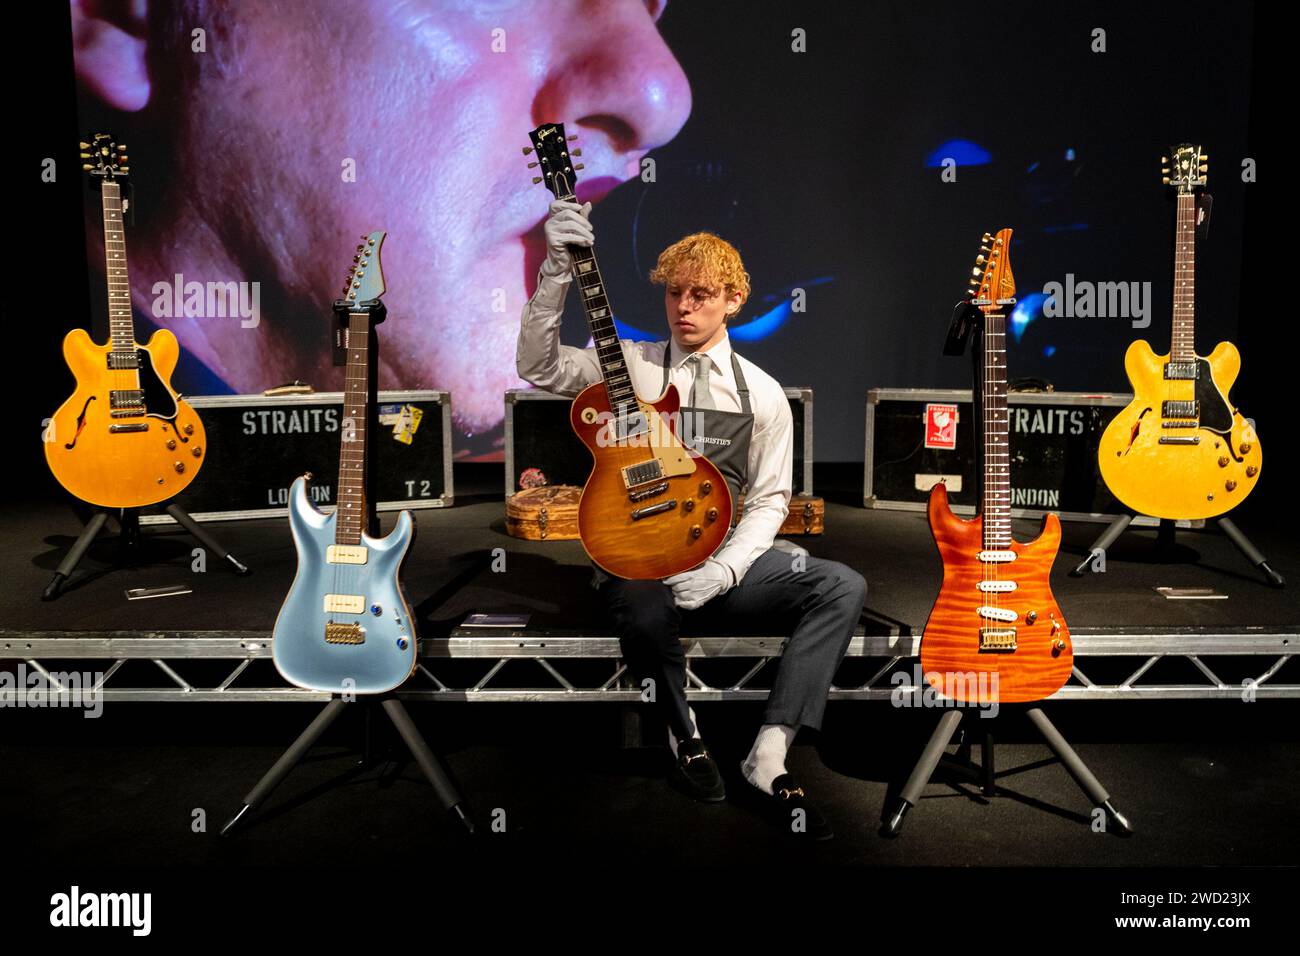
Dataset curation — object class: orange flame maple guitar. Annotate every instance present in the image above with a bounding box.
[919,230,1073,705]
[44,133,206,508]
[525,122,731,579]
[1097,144,1261,519]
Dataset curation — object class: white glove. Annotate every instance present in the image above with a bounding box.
[663,558,735,611]
[541,199,593,276]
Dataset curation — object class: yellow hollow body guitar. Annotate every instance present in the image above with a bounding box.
[44,133,206,508]
[1098,144,1260,520]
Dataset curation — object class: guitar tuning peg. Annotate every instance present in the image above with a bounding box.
[356,244,365,252]
[532,176,543,184]
[1162,177,1171,184]
[574,164,585,170]
[527,161,538,168]
[119,155,129,163]
[79,141,90,149]
[975,255,986,264]
[522,146,534,155]
[567,135,578,141]
[82,164,92,171]
[971,267,982,277]
[1161,155,1169,163]
[117,144,127,152]
[119,166,129,173]
[571,149,582,157]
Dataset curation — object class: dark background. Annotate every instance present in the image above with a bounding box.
[16,1,1285,516]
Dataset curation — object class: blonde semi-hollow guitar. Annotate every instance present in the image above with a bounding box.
[1097,144,1261,520]
[45,133,206,508]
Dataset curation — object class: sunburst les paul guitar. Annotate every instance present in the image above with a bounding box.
[525,122,731,579]
[1098,144,1262,520]
[44,133,206,508]
[271,232,418,695]
[919,230,1074,705]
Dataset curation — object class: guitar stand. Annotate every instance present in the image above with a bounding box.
[882,706,1132,837]
[41,502,250,601]
[220,693,475,838]
[1068,513,1285,587]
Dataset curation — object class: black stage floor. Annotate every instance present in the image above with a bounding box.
[4,465,1299,867]
[5,467,1298,636]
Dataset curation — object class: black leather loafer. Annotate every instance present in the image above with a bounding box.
[667,738,726,802]
[747,772,834,840]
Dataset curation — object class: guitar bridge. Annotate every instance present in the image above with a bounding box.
[324,622,365,645]
[628,481,669,502]
[1158,435,1201,445]
[978,627,1017,652]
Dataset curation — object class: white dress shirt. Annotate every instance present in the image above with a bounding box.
[517,268,793,586]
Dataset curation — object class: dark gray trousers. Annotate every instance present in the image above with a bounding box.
[600,548,867,741]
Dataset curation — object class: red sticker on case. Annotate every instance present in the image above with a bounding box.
[924,403,958,450]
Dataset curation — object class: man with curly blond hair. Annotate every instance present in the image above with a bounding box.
[518,201,866,840]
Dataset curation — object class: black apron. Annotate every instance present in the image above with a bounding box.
[662,346,755,523]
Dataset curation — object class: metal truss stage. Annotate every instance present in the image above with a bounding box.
[5,625,1296,703]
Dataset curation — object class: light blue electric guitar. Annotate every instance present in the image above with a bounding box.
[271,231,418,694]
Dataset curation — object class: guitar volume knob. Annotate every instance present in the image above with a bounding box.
[173,461,185,473]
[1225,479,1237,491]
[690,525,702,539]
[1240,442,1252,453]
[166,439,176,450]
[700,481,712,495]
[1218,456,1228,467]
[706,507,719,521]
[1246,465,1258,477]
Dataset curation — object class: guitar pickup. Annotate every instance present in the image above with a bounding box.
[109,389,146,417]
[978,605,1018,623]
[978,628,1017,652]
[976,550,1016,564]
[1162,400,1199,419]
[324,622,365,645]
[106,351,140,370]
[628,481,669,503]
[1163,362,1199,380]
[976,580,1017,593]
[323,594,365,614]
[631,499,677,520]
[326,545,369,565]
[622,459,665,488]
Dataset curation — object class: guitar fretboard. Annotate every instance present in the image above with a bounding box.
[982,311,1010,549]
[101,182,136,356]
[558,197,636,414]
[336,314,371,546]
[1171,192,1197,362]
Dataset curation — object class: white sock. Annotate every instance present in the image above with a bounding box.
[667,706,701,758]
[741,724,797,794]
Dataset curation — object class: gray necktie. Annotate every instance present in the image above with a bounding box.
[688,354,716,410]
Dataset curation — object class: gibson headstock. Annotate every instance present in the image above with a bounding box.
[340,231,387,305]
[525,122,585,199]
[968,228,1016,313]
[1162,143,1207,194]
[81,132,129,187]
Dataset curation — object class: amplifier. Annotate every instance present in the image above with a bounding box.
[504,387,815,497]
[863,388,1144,524]
[141,390,453,524]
